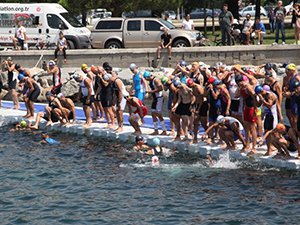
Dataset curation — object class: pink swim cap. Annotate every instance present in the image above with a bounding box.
[243,76,248,82]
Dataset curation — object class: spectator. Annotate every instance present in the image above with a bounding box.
[13,20,27,50]
[273,0,287,45]
[163,13,173,24]
[219,3,234,46]
[292,3,300,44]
[182,14,194,31]
[54,31,67,63]
[242,14,254,45]
[156,28,172,60]
[268,7,275,33]
[254,17,266,45]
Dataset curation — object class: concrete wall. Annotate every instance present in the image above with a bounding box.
[0,45,299,69]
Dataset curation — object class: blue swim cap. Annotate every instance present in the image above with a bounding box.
[18,74,24,81]
[179,59,187,67]
[152,137,160,146]
[172,79,181,87]
[255,85,263,94]
[143,71,151,79]
[213,79,222,86]
[293,81,300,89]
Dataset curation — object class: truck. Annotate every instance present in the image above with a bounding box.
[0,3,91,49]
[90,17,201,49]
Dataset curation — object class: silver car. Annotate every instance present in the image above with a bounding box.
[239,5,268,17]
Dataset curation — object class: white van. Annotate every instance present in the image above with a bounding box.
[0,3,91,49]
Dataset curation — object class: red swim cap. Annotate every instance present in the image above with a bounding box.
[208,77,215,84]
[186,78,194,87]
[276,123,286,133]
[91,65,98,74]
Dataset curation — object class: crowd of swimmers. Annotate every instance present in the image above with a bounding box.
[1,57,300,160]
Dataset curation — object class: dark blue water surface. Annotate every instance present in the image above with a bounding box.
[0,126,300,225]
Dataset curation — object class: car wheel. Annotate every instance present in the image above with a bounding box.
[173,39,190,48]
[105,40,122,49]
[67,40,75,49]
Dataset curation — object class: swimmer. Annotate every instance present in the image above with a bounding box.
[133,136,151,152]
[10,120,28,132]
[40,132,60,145]
[259,123,296,158]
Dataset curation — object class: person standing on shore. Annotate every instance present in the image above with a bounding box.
[3,57,19,109]
[273,0,287,45]
[182,14,194,31]
[219,3,234,46]
[47,60,62,95]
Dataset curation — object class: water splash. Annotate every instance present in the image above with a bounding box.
[211,151,239,169]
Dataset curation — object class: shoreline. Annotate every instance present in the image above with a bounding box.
[1,101,299,171]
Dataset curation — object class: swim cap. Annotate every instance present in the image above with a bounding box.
[293,81,300,89]
[186,78,194,87]
[129,63,137,71]
[18,74,24,81]
[57,93,64,98]
[49,60,55,67]
[15,64,21,70]
[152,137,160,146]
[173,79,181,87]
[161,76,169,84]
[104,65,112,72]
[217,115,225,124]
[208,77,215,84]
[241,67,248,73]
[179,59,187,67]
[135,135,144,143]
[192,62,199,68]
[81,63,88,70]
[286,63,296,71]
[234,64,242,71]
[213,79,222,86]
[73,73,81,81]
[265,63,272,70]
[143,71,151,79]
[6,57,12,61]
[276,123,286,133]
[243,75,248,82]
[103,73,112,81]
[20,120,27,128]
[235,74,244,83]
[90,65,98,74]
[255,85,264,94]
[263,85,270,92]
[216,62,224,69]
[152,156,159,164]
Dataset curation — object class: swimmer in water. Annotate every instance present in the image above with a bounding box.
[133,136,151,152]
[40,132,60,145]
[10,120,28,132]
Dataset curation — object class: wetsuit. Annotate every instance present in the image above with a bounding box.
[113,78,127,110]
[241,89,257,123]
[94,75,101,102]
[152,146,163,156]
[8,68,17,90]
[51,68,62,95]
[150,78,163,113]
[208,87,221,122]
[289,75,298,115]
[133,71,146,102]
[80,76,95,106]
[270,81,279,98]
[175,102,192,116]
[100,82,114,107]
[263,92,278,131]
[28,81,41,102]
[43,98,60,122]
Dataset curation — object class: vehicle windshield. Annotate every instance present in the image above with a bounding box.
[159,18,176,29]
[60,12,83,27]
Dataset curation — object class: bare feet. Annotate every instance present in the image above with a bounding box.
[13,105,20,110]
[23,114,29,118]
[46,121,53,127]
[133,131,142,135]
[115,127,123,133]
[193,138,198,144]
[27,116,34,121]
[168,130,175,137]
[160,130,168,136]
[173,136,181,141]
[83,123,92,128]
[150,130,159,135]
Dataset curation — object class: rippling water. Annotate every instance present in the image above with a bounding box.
[0,126,300,225]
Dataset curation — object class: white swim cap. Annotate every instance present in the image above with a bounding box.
[217,115,225,124]
[129,63,137,71]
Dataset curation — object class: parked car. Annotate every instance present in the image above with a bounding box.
[239,5,268,17]
[284,1,294,15]
[162,10,176,20]
[122,10,153,18]
[90,17,201,49]
[190,8,220,19]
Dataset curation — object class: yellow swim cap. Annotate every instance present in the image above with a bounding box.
[81,64,88,70]
[20,120,27,128]
[287,63,296,71]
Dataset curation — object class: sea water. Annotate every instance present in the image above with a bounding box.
[0,126,300,225]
